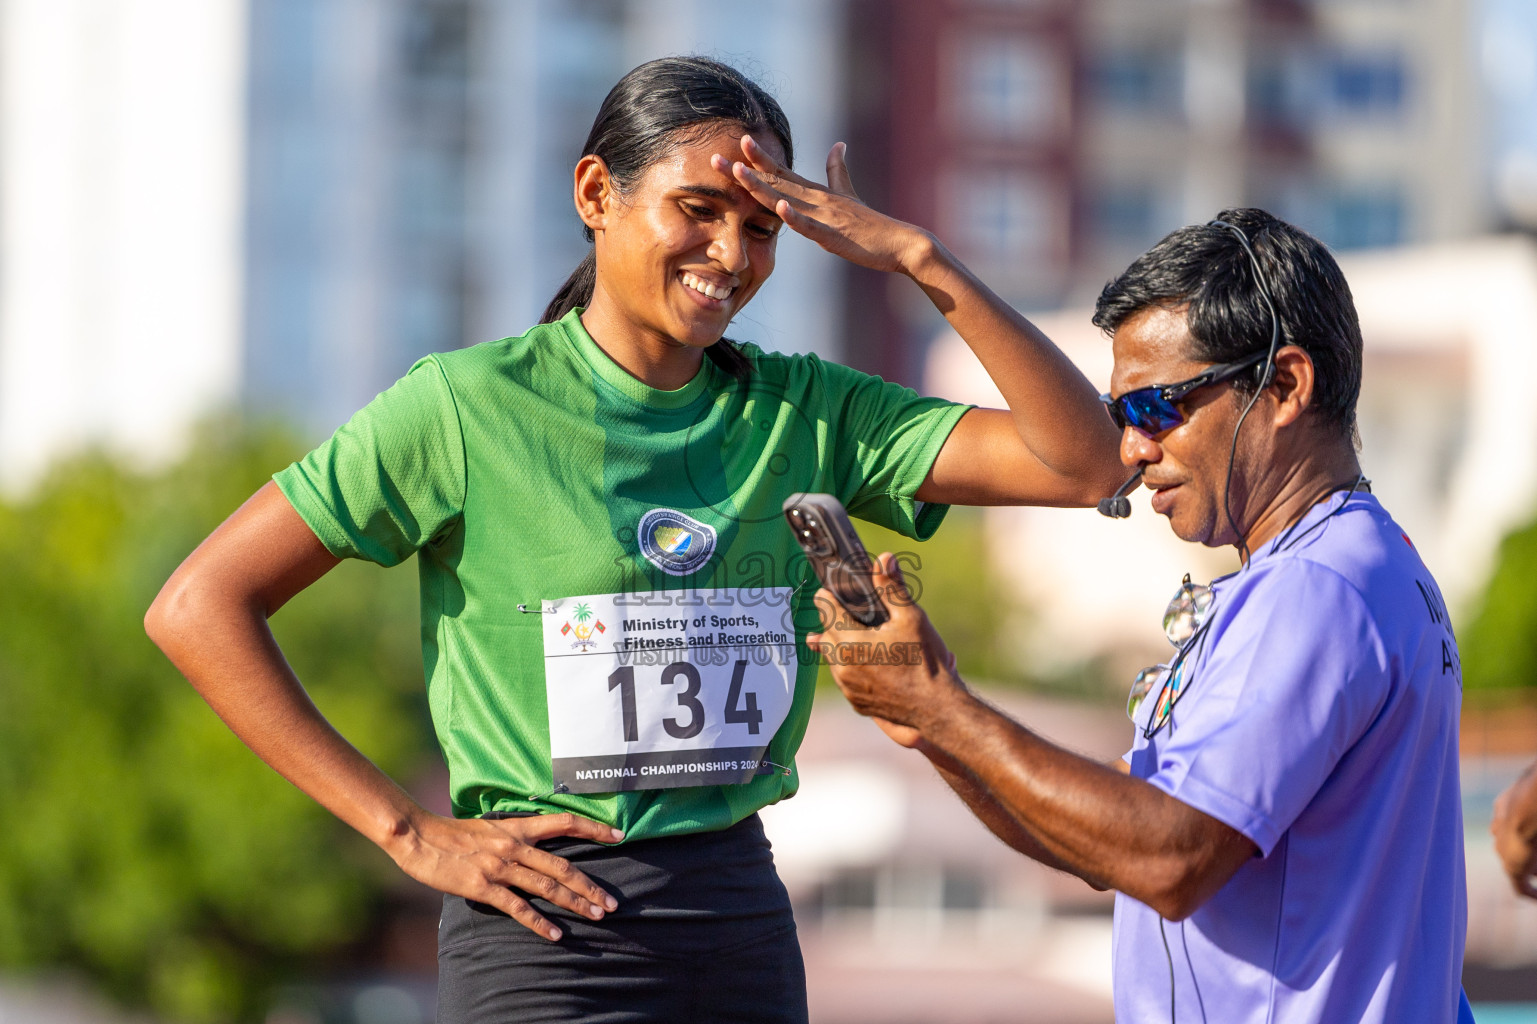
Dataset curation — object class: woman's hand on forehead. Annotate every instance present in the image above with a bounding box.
[713,134,929,276]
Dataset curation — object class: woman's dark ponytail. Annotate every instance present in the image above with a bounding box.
[540,57,794,381]
[703,335,751,379]
[540,249,596,325]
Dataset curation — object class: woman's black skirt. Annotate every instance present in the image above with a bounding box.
[435,812,807,1024]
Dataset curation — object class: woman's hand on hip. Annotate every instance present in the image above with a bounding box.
[389,811,624,941]
[714,135,931,275]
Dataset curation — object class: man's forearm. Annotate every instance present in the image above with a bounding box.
[816,560,1255,920]
[919,744,1107,888]
[917,689,1253,919]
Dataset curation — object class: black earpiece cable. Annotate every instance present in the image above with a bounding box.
[1208,220,1281,565]
[1151,221,1282,1024]
[1160,916,1177,1023]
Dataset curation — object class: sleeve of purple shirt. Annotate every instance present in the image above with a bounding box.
[1142,559,1395,856]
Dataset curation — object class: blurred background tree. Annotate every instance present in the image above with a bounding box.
[0,422,436,1023]
[1462,513,1537,694]
[0,424,1033,1023]
[854,511,1027,687]
[3,415,1528,1024]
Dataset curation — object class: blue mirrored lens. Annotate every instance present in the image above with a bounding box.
[1120,389,1183,433]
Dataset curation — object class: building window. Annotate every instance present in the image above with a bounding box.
[943,168,1067,267]
[1089,184,1160,245]
[397,150,463,237]
[1322,186,1404,249]
[1087,45,1184,117]
[1248,56,1293,128]
[1323,51,1407,117]
[1250,46,1408,127]
[1264,180,1406,250]
[949,33,1068,141]
[397,281,461,358]
[399,0,470,81]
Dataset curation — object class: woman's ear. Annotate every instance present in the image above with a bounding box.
[575,155,613,233]
[1269,345,1316,429]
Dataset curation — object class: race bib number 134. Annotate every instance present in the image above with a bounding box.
[541,588,797,794]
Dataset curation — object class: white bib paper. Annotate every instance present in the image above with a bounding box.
[542,588,797,794]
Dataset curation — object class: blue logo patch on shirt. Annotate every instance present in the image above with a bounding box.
[637,508,716,577]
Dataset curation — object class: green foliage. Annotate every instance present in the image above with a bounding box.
[0,422,434,1022]
[0,427,1041,1020]
[1463,512,1537,692]
[853,508,1026,685]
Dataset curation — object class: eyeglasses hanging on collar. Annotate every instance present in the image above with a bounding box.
[1126,478,1370,739]
[1127,574,1215,738]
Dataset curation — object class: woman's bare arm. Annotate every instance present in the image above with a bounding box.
[144,481,622,941]
[717,137,1124,508]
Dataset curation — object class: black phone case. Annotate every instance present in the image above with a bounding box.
[781,493,890,628]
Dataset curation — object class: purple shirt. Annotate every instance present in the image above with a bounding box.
[1113,493,1467,1023]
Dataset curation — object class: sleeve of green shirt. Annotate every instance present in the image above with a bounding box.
[815,356,971,541]
[273,356,467,567]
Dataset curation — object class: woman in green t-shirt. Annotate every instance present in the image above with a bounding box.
[147,57,1123,1022]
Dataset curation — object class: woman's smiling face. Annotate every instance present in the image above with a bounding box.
[581,124,785,352]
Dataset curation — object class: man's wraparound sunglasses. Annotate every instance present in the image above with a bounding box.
[1099,349,1270,435]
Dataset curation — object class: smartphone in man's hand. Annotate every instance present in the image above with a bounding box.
[782,493,889,628]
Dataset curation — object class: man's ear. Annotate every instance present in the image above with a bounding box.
[1268,345,1316,429]
[574,154,614,233]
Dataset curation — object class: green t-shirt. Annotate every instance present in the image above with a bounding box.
[275,309,968,841]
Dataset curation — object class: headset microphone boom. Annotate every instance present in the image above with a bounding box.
[1098,469,1144,519]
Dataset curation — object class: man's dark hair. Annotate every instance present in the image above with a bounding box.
[1092,208,1363,440]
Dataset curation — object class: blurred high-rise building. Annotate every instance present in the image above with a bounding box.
[0,0,248,488]
[0,0,1510,486]
[842,0,1490,381]
[243,0,479,432]
[240,0,846,436]
[0,0,842,486]
[1085,0,1483,272]
[1481,0,1537,229]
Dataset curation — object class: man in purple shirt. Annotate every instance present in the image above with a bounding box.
[814,209,1471,1023]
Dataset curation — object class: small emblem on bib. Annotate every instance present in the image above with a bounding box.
[638,508,716,577]
[561,602,606,652]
